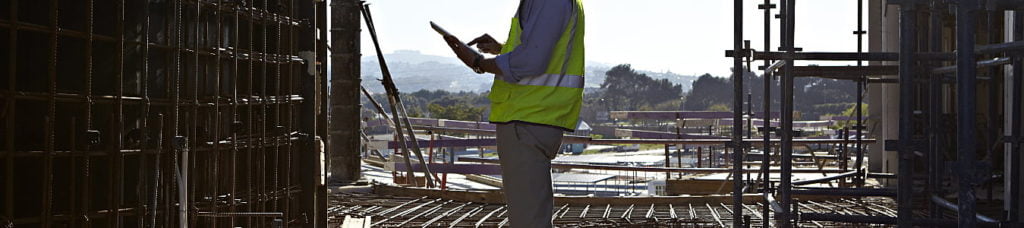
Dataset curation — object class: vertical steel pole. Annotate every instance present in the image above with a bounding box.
[760,0,774,226]
[1008,9,1023,224]
[665,145,671,179]
[779,0,795,226]
[732,0,746,226]
[897,3,917,227]
[45,0,58,222]
[299,0,324,226]
[747,93,753,139]
[956,0,979,227]
[854,0,867,187]
[928,0,944,219]
[4,0,16,223]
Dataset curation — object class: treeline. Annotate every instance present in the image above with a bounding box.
[360,90,490,121]
[680,67,859,120]
[361,64,861,123]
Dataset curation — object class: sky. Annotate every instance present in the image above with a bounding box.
[357,0,868,77]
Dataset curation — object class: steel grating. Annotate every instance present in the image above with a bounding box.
[1,0,326,227]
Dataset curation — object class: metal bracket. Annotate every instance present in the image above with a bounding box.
[1004,136,1023,145]
[758,3,777,9]
[84,130,102,146]
[172,136,188,150]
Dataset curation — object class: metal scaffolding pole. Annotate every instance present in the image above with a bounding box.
[779,0,796,226]
[854,0,867,187]
[956,0,980,226]
[1003,8,1019,223]
[928,0,945,219]
[731,0,745,226]
[1009,9,1024,224]
[759,0,775,226]
[896,2,917,227]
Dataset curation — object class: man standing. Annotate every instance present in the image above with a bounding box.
[442,0,584,227]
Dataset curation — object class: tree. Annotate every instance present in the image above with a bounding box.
[600,64,683,111]
[682,73,732,111]
[427,103,484,121]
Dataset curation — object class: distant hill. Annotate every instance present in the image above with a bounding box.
[358,50,697,93]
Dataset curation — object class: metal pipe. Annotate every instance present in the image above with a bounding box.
[732,0,746,225]
[954,0,978,225]
[779,0,795,226]
[791,187,897,197]
[928,0,945,218]
[929,195,1000,223]
[457,157,848,173]
[854,0,867,188]
[760,0,774,217]
[956,0,980,226]
[800,213,959,227]
[1010,9,1024,223]
[931,57,1013,74]
[897,3,917,228]
[790,171,859,186]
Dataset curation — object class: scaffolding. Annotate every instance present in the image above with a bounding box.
[727,0,1024,226]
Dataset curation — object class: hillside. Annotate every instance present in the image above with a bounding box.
[357,50,697,93]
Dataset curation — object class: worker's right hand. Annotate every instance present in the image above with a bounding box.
[468,34,502,55]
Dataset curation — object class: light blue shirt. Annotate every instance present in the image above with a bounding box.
[494,0,573,82]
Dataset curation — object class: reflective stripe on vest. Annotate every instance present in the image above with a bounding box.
[498,74,585,89]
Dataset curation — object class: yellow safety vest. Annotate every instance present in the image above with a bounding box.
[488,0,585,131]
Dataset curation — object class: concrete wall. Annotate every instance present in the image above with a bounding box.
[868,0,901,187]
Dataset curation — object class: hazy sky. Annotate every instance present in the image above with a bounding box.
[358,0,868,77]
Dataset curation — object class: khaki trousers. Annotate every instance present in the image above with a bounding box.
[495,122,563,228]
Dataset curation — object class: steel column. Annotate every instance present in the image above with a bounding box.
[955,0,980,226]
[778,0,796,226]
[1009,10,1023,223]
[759,1,775,226]
[928,0,945,219]
[854,0,867,187]
[896,2,917,227]
[732,0,746,226]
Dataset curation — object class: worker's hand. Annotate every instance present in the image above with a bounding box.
[443,35,483,70]
[467,34,502,55]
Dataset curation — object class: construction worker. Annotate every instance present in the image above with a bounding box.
[442,0,584,227]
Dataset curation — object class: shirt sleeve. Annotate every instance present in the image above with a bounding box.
[495,0,572,82]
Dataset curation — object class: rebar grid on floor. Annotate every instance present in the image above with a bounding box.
[328,192,907,228]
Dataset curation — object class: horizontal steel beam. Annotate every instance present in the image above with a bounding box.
[388,138,496,148]
[412,125,877,145]
[931,57,1012,74]
[609,111,780,120]
[791,187,896,197]
[726,51,953,61]
[791,66,899,78]
[458,157,850,174]
[791,171,860,185]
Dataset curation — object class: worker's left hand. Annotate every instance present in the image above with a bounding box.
[444,35,483,70]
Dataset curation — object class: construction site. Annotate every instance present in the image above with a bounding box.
[2,0,1023,227]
